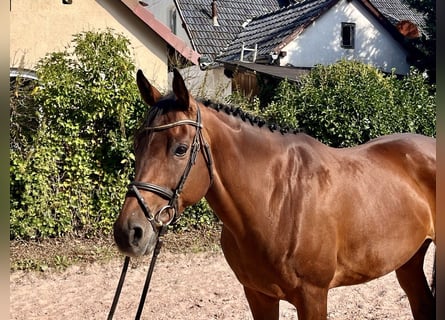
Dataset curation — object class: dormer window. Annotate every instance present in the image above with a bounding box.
[341,22,355,49]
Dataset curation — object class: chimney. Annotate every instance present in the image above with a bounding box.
[212,0,219,26]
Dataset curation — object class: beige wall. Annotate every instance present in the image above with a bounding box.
[10,0,169,90]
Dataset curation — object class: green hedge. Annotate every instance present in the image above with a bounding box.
[11,30,141,239]
[262,60,435,147]
[10,29,217,240]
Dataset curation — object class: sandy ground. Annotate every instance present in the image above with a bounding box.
[10,244,434,320]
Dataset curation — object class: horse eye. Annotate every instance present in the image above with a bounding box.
[174,144,188,157]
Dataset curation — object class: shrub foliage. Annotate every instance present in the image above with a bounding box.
[263,60,435,147]
[10,29,217,240]
[10,30,145,239]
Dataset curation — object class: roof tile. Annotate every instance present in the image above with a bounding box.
[176,0,285,59]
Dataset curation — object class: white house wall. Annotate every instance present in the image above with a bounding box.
[280,0,410,74]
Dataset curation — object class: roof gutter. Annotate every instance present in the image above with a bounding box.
[10,67,39,81]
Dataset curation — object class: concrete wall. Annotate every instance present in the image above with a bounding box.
[141,0,232,99]
[281,0,411,75]
[142,0,191,44]
[10,0,170,90]
[173,65,232,101]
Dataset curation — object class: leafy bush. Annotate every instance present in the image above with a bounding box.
[263,60,436,147]
[10,29,217,240]
[10,29,143,239]
[173,199,218,232]
[10,75,39,152]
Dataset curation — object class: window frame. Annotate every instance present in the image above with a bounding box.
[341,22,355,49]
[170,8,177,35]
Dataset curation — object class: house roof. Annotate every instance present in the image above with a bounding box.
[216,0,426,63]
[121,0,201,65]
[123,0,427,68]
[217,0,337,63]
[175,0,288,61]
[368,0,427,36]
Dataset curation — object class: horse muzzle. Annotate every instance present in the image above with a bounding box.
[113,210,159,257]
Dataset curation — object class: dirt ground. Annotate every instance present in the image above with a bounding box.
[10,243,434,320]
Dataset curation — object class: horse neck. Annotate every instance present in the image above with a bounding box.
[201,107,290,236]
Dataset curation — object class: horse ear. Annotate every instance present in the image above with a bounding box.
[136,69,162,106]
[172,68,190,110]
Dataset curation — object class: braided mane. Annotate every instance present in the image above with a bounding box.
[137,94,303,138]
[199,99,303,135]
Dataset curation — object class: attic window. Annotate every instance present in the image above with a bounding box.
[341,22,355,49]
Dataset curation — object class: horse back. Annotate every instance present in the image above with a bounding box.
[362,133,436,202]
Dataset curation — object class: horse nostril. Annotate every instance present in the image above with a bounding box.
[130,224,144,246]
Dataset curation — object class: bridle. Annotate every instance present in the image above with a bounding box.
[126,104,214,233]
[108,104,213,320]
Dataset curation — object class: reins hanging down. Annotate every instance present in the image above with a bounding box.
[107,105,213,319]
[107,225,167,320]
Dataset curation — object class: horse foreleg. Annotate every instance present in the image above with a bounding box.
[243,286,279,320]
[291,282,328,320]
[395,240,435,320]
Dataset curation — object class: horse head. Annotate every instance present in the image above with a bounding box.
[113,69,213,257]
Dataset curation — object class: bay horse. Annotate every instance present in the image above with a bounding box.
[113,69,436,320]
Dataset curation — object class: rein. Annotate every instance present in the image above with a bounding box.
[108,105,213,319]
